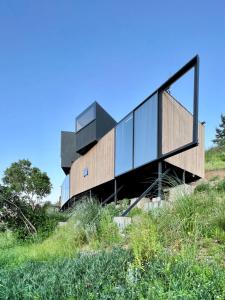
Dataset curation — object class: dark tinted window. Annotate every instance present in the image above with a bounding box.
[61,175,70,206]
[76,105,96,131]
[115,113,133,176]
[134,93,158,168]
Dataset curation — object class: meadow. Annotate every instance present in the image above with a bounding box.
[0,175,225,299]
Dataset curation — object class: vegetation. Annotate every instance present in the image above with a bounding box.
[0,153,225,299]
[2,159,52,209]
[205,114,225,171]
[205,145,225,170]
[0,176,225,299]
[0,159,65,240]
[212,113,225,146]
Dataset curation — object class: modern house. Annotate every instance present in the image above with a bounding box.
[60,56,204,209]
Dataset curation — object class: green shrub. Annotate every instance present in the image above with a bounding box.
[128,214,160,266]
[0,231,17,250]
[194,182,211,193]
[205,145,225,170]
[216,178,225,192]
[0,187,67,240]
[94,208,121,248]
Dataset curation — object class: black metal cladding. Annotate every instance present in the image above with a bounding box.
[61,131,80,174]
[75,102,117,155]
[75,120,97,154]
[95,103,117,139]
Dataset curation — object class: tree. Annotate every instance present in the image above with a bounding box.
[0,185,37,234]
[2,159,52,209]
[213,114,225,146]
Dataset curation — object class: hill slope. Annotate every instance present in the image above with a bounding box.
[0,147,225,299]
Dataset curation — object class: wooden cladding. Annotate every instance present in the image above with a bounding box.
[69,93,205,198]
[163,92,205,178]
[70,129,115,196]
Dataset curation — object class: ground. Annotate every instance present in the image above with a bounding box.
[0,147,225,299]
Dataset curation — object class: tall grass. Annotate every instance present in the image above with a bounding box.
[126,178,225,268]
[0,199,122,267]
[205,145,225,170]
[0,179,225,299]
[0,248,224,299]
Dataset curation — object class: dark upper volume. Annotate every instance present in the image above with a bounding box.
[75,102,117,155]
[61,131,80,175]
[61,102,117,174]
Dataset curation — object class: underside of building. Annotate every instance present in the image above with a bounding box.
[60,56,204,210]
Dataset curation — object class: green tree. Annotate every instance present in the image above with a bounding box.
[2,159,52,209]
[213,114,225,146]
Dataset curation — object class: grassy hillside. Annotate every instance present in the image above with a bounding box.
[205,145,225,171]
[0,146,225,299]
[0,176,225,299]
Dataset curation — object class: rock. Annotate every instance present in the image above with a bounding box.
[130,197,151,209]
[113,216,132,231]
[167,184,194,202]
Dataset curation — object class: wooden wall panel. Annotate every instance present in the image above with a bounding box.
[70,129,114,196]
[163,92,205,178]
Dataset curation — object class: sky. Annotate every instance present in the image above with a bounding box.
[0,0,224,203]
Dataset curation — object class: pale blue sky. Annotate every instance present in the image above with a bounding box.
[0,0,224,202]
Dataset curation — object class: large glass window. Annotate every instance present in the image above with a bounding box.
[76,105,96,131]
[134,93,158,168]
[115,113,133,176]
[61,175,70,206]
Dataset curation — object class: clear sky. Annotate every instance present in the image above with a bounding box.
[0,0,224,203]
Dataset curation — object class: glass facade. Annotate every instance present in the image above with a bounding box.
[61,175,70,206]
[115,113,133,176]
[76,105,96,131]
[134,93,158,168]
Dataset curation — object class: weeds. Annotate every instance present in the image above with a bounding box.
[0,178,225,299]
[205,145,225,170]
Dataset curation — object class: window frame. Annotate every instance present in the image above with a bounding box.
[76,103,96,132]
[114,55,199,177]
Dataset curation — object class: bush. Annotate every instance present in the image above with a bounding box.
[94,208,121,248]
[205,145,225,170]
[216,177,225,192]
[0,231,17,250]
[194,182,211,193]
[128,214,160,266]
[0,187,67,240]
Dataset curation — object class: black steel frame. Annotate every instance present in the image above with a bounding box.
[121,167,170,216]
[62,56,199,209]
[114,55,199,178]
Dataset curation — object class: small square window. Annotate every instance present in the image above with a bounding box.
[83,167,88,177]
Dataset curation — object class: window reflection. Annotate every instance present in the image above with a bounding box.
[115,113,133,176]
[76,105,96,131]
[61,175,70,206]
[134,93,158,168]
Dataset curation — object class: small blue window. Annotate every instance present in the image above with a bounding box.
[83,167,88,177]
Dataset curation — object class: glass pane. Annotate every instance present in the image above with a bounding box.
[115,113,133,176]
[61,175,70,206]
[76,105,96,131]
[134,93,158,168]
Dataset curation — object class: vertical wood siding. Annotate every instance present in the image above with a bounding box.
[163,92,205,178]
[70,129,115,196]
